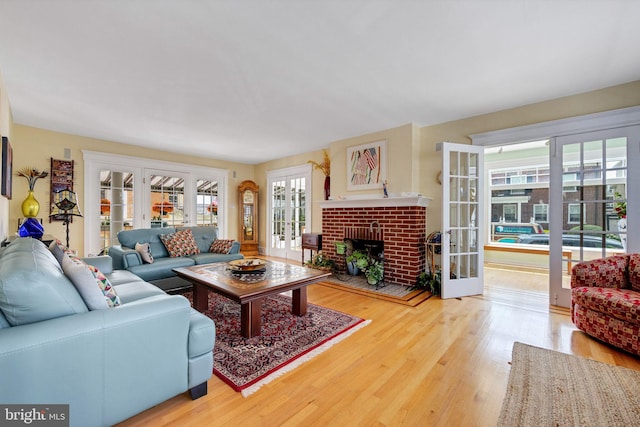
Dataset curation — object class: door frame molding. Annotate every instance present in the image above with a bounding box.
[470,105,640,146]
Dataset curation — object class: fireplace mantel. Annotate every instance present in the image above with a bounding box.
[320,195,431,209]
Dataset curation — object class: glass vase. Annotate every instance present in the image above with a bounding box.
[324,175,330,200]
[21,191,40,218]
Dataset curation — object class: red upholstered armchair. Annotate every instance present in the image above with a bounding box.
[570,254,640,356]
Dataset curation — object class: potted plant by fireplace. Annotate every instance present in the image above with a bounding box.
[305,251,336,272]
[415,270,441,296]
[364,259,384,285]
[345,250,367,275]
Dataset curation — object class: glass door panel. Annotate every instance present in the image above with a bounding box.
[551,130,632,307]
[196,178,219,228]
[560,138,626,262]
[99,170,134,251]
[271,179,286,251]
[148,174,186,228]
[289,176,306,253]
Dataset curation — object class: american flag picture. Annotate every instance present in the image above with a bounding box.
[348,141,386,189]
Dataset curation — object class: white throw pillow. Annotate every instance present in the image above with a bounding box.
[135,242,154,264]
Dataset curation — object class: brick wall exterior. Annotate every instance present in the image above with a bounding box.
[322,206,427,286]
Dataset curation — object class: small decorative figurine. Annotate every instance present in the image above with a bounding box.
[383,180,388,198]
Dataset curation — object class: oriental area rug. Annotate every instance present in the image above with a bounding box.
[190,292,369,397]
[498,342,640,426]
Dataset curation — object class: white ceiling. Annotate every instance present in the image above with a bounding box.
[1,1,639,164]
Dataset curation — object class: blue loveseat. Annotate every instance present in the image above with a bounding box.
[108,226,243,292]
[0,238,215,427]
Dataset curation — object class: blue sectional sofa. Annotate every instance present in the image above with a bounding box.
[108,226,243,292]
[0,238,216,427]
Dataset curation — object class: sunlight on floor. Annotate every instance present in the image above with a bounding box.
[481,263,571,314]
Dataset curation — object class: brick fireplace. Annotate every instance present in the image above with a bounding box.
[320,196,430,287]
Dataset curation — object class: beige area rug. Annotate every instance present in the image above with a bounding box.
[319,273,431,306]
[498,342,640,426]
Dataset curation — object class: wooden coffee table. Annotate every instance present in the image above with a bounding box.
[173,260,331,338]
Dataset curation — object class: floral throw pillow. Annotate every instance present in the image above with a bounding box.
[209,239,235,254]
[160,229,200,258]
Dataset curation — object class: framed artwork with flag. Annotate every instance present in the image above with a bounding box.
[347,140,387,190]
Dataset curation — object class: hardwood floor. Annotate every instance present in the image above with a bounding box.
[116,265,640,427]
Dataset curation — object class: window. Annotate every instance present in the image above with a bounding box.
[508,175,528,184]
[503,204,517,222]
[489,165,550,187]
[568,203,585,224]
[533,204,548,223]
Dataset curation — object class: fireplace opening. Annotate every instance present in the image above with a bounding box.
[344,238,384,259]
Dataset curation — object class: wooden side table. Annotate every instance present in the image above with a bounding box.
[301,233,322,265]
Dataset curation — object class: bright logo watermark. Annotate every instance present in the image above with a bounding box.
[1,405,68,426]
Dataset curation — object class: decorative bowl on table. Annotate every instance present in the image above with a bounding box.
[228,258,266,272]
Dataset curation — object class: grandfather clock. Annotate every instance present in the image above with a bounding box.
[238,180,259,255]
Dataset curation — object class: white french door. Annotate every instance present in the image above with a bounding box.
[549,126,640,307]
[267,165,312,260]
[145,169,192,227]
[440,142,485,299]
[84,152,230,257]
